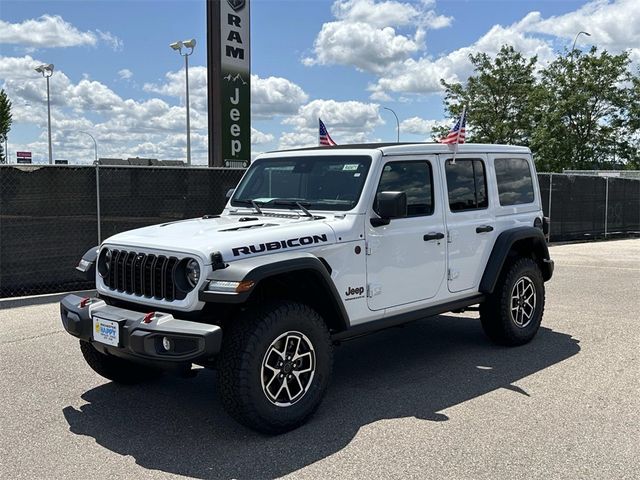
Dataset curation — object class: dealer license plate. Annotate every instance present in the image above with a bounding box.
[92,317,120,346]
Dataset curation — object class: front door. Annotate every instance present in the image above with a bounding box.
[366,157,447,311]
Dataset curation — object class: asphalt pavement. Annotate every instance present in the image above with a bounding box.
[1,239,639,479]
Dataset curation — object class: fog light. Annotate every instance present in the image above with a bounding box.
[162,336,172,351]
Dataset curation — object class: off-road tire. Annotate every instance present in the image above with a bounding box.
[79,340,163,384]
[480,257,545,346]
[218,301,333,434]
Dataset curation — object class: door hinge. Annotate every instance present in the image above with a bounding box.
[365,242,372,255]
[447,230,453,243]
[367,284,381,297]
[447,269,459,281]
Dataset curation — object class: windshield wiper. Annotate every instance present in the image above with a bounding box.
[264,199,314,218]
[234,199,263,215]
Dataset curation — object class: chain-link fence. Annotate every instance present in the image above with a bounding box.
[1,166,639,298]
[539,173,640,242]
[0,165,244,298]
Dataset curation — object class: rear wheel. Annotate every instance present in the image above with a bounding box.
[79,340,162,384]
[480,257,545,346]
[218,301,333,434]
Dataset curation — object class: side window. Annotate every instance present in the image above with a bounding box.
[445,159,488,211]
[495,158,535,205]
[375,161,434,216]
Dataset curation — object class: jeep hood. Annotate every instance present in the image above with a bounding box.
[103,214,338,263]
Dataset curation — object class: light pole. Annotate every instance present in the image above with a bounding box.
[35,63,54,164]
[571,31,591,52]
[79,131,98,163]
[383,107,400,143]
[170,39,196,166]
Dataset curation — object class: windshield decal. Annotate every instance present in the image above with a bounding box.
[231,234,328,256]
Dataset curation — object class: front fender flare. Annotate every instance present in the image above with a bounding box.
[199,252,350,330]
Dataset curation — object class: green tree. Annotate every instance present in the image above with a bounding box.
[0,89,12,164]
[531,47,633,172]
[619,71,640,169]
[436,45,541,145]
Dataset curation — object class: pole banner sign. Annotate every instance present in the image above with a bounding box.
[16,151,32,164]
[207,0,251,168]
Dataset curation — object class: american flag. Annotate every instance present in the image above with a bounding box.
[319,118,337,146]
[440,108,466,144]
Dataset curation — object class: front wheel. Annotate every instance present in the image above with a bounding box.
[217,302,333,434]
[480,257,545,346]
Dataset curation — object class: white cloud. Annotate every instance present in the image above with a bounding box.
[280,99,382,149]
[308,0,639,101]
[303,0,451,73]
[331,0,451,30]
[370,14,556,96]
[118,69,133,80]
[522,0,640,52]
[251,75,309,118]
[251,127,274,145]
[1,55,208,163]
[0,15,122,50]
[97,30,124,51]
[2,54,306,163]
[285,99,382,131]
[145,69,308,119]
[303,22,423,73]
[400,116,447,139]
[143,66,208,110]
[278,131,318,150]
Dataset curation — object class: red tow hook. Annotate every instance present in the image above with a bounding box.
[79,297,91,308]
[142,312,156,324]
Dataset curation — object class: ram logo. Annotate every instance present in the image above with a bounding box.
[227,0,245,11]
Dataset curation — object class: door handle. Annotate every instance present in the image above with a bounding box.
[423,232,445,241]
[476,225,494,233]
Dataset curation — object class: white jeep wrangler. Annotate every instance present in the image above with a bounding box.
[61,143,553,433]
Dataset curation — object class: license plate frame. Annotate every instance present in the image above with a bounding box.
[92,316,120,347]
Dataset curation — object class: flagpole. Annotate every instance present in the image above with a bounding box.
[450,105,466,165]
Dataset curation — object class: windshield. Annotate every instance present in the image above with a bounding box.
[230,155,372,211]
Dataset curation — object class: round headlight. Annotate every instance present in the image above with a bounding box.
[98,248,111,277]
[186,259,200,288]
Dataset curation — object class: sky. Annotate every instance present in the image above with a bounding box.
[1,0,639,164]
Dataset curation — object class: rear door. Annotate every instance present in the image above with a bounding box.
[366,156,447,311]
[442,155,497,293]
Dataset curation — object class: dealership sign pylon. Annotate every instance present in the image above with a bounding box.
[207,0,251,168]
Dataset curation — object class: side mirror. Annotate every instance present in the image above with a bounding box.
[225,188,235,201]
[371,191,407,227]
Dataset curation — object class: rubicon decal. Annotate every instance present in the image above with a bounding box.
[232,234,328,256]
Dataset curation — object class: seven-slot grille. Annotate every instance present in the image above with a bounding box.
[103,250,186,301]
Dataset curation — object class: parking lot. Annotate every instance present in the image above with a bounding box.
[1,239,639,480]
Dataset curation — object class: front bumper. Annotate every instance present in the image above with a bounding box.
[60,294,222,365]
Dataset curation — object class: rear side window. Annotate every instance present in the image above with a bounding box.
[375,161,434,216]
[445,159,488,211]
[495,158,535,205]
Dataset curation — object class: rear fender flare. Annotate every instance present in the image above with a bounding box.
[480,227,553,294]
